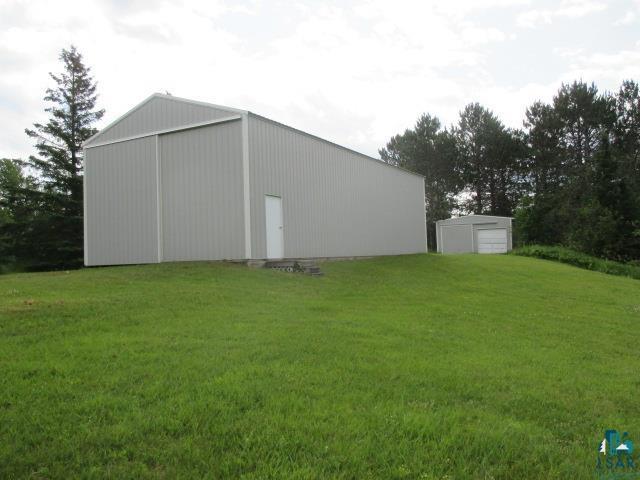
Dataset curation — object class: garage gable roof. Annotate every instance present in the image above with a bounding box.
[437,215,513,226]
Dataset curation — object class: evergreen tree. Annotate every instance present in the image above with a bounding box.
[455,103,525,216]
[0,159,38,271]
[523,101,563,195]
[611,81,640,259]
[24,46,104,269]
[568,137,622,257]
[613,81,640,206]
[520,101,567,245]
[455,103,492,213]
[552,81,614,171]
[517,80,640,260]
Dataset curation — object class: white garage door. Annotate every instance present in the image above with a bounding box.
[477,229,507,254]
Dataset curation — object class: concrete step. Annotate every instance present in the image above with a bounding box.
[295,260,317,266]
[262,260,324,276]
[262,260,323,276]
[265,260,297,272]
[295,261,323,276]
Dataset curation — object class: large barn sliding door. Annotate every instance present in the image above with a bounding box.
[84,137,159,266]
[159,121,245,262]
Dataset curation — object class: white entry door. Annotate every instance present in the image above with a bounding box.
[477,228,508,254]
[265,195,284,259]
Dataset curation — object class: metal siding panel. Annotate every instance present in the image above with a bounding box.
[440,225,474,253]
[160,121,244,261]
[248,116,426,258]
[97,97,234,143]
[85,137,158,265]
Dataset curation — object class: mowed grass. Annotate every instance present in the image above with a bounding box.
[1,255,639,479]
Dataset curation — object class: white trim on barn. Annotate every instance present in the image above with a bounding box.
[241,113,252,259]
[84,115,242,149]
[155,135,163,262]
[83,147,88,265]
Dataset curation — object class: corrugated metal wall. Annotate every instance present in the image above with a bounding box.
[93,96,235,144]
[160,121,245,261]
[438,225,473,253]
[248,115,426,258]
[85,137,159,265]
[85,96,427,265]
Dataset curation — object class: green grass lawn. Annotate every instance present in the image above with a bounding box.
[1,254,639,479]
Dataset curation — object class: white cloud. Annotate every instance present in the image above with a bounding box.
[563,50,640,84]
[0,0,635,160]
[476,82,561,128]
[614,0,640,24]
[553,46,584,57]
[517,0,608,28]
[614,10,636,24]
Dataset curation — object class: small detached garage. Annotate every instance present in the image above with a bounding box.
[436,215,513,254]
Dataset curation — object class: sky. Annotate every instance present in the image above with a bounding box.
[1,0,639,160]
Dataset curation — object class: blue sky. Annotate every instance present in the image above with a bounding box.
[1,0,639,159]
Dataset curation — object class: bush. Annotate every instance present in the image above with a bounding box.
[513,245,640,280]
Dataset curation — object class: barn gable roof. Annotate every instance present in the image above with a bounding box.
[83,93,246,147]
[83,94,423,179]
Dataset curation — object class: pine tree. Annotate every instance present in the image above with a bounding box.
[455,103,525,216]
[24,46,104,269]
[0,159,36,270]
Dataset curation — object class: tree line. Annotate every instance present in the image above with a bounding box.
[380,81,640,261]
[0,46,102,272]
[1,46,639,272]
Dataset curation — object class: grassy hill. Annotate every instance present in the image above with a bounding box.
[1,254,639,479]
